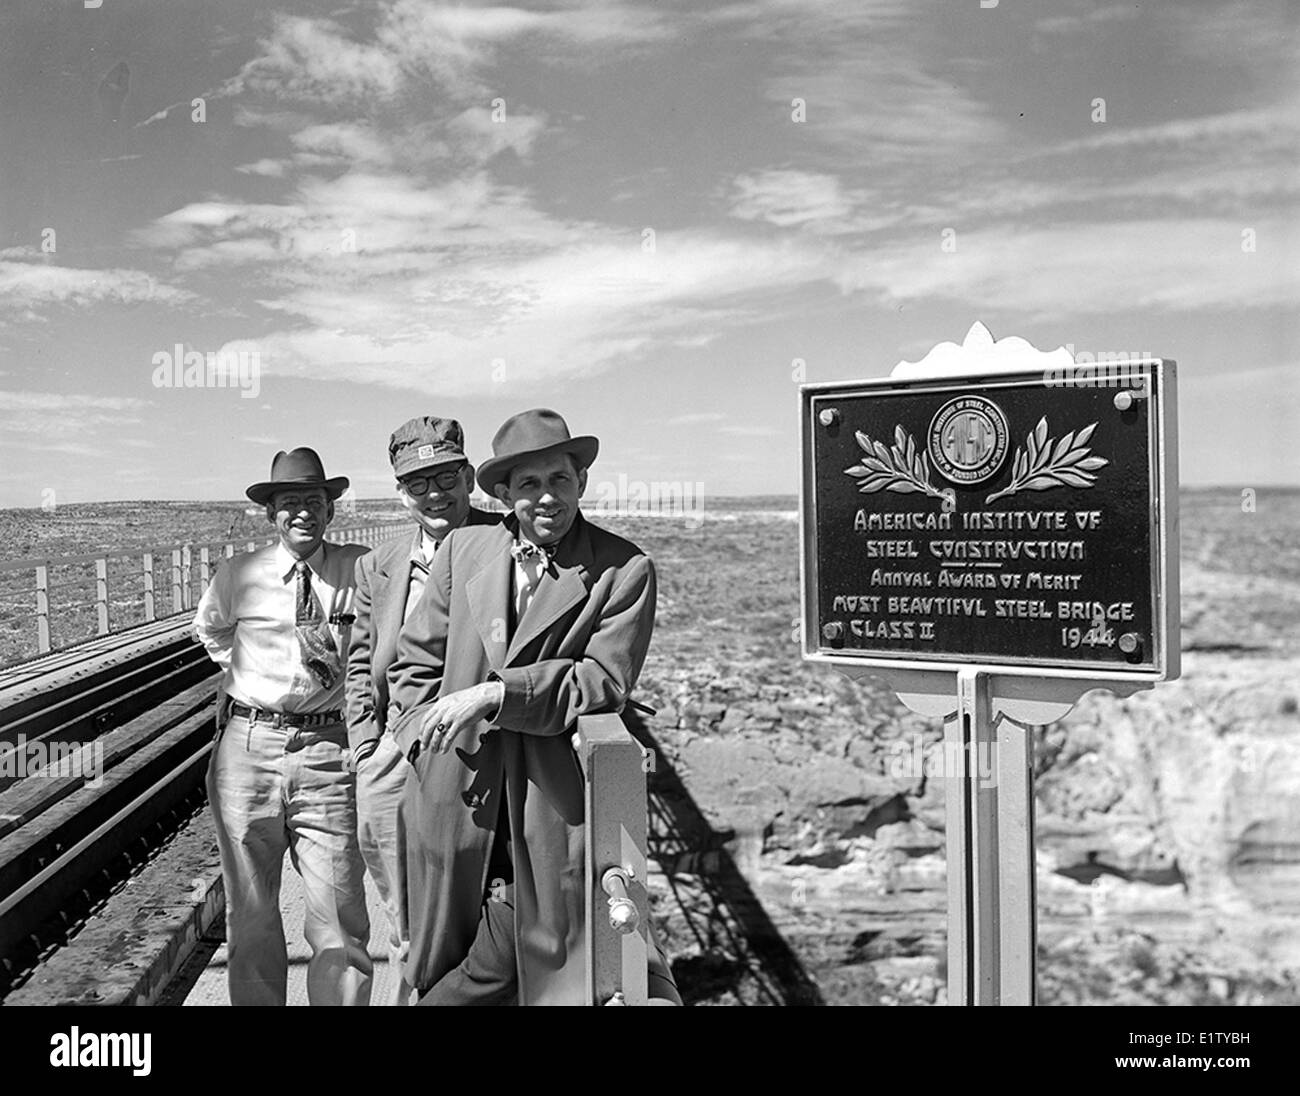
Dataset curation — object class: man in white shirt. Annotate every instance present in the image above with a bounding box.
[344,417,501,1005]
[194,447,372,1006]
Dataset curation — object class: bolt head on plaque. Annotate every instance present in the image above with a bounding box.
[822,622,843,642]
[1118,632,1142,654]
[819,408,840,428]
[1114,390,1134,411]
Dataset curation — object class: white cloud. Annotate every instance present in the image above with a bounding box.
[290,123,394,169]
[730,170,854,228]
[199,217,829,396]
[0,392,149,412]
[227,3,675,110]
[0,392,151,443]
[835,216,1300,317]
[233,15,405,104]
[0,261,193,323]
[666,412,726,426]
[1031,100,1299,157]
[720,424,779,437]
[728,169,907,233]
[711,1,1004,164]
[1036,4,1142,35]
[446,107,547,162]
[235,159,288,177]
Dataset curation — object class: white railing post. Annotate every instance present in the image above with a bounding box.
[578,713,650,1006]
[181,545,193,610]
[35,563,51,654]
[142,553,156,621]
[171,549,183,614]
[95,557,109,635]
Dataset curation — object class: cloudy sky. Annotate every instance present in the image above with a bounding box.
[0,0,1295,506]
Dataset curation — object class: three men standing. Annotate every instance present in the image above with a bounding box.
[194,448,372,1006]
[344,417,500,1005]
[195,411,677,1006]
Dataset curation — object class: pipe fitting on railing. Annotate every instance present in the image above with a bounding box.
[600,866,639,934]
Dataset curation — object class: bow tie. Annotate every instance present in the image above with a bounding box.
[510,539,556,569]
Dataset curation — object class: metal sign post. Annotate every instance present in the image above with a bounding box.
[799,323,1180,1005]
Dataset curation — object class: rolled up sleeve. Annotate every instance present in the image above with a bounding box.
[193,561,235,672]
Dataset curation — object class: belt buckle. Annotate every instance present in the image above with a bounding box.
[265,710,285,728]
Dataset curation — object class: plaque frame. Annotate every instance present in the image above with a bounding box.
[799,329,1179,687]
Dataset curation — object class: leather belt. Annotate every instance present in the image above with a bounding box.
[227,701,343,728]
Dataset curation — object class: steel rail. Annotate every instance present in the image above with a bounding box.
[0,737,213,924]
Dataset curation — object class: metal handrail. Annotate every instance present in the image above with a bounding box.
[576,712,653,1006]
[0,520,409,663]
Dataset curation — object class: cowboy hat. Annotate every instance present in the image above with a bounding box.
[246,447,349,505]
[476,409,598,495]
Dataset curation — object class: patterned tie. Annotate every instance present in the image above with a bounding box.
[294,560,341,689]
[295,560,320,623]
[509,539,556,570]
[510,540,554,626]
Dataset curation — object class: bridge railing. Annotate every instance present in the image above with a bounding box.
[0,521,409,667]
[577,712,652,1006]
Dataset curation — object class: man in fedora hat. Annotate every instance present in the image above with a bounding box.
[387,409,679,1004]
[194,447,373,1006]
[345,416,501,1005]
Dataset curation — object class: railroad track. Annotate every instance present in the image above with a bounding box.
[0,619,221,1001]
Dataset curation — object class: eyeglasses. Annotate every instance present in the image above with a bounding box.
[399,464,467,496]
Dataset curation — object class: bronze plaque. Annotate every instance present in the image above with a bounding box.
[801,363,1176,676]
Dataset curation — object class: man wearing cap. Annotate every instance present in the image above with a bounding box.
[387,409,680,1005]
[194,447,372,1006]
[345,416,500,1006]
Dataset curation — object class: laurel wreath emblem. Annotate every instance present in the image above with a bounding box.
[984,416,1108,504]
[844,425,955,506]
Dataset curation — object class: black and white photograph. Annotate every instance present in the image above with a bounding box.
[0,0,1295,1070]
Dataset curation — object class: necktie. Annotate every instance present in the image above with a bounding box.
[509,539,556,569]
[510,540,553,626]
[295,561,321,623]
[294,560,341,689]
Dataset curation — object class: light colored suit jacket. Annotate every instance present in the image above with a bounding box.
[387,512,656,1004]
[344,509,500,757]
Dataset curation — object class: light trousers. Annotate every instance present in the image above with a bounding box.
[355,733,414,1005]
[206,713,372,1006]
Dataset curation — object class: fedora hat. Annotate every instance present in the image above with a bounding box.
[246,447,350,505]
[476,409,598,495]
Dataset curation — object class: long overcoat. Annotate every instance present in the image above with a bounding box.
[387,512,656,1004]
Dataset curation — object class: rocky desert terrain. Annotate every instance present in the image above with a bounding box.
[620,490,1300,1006]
